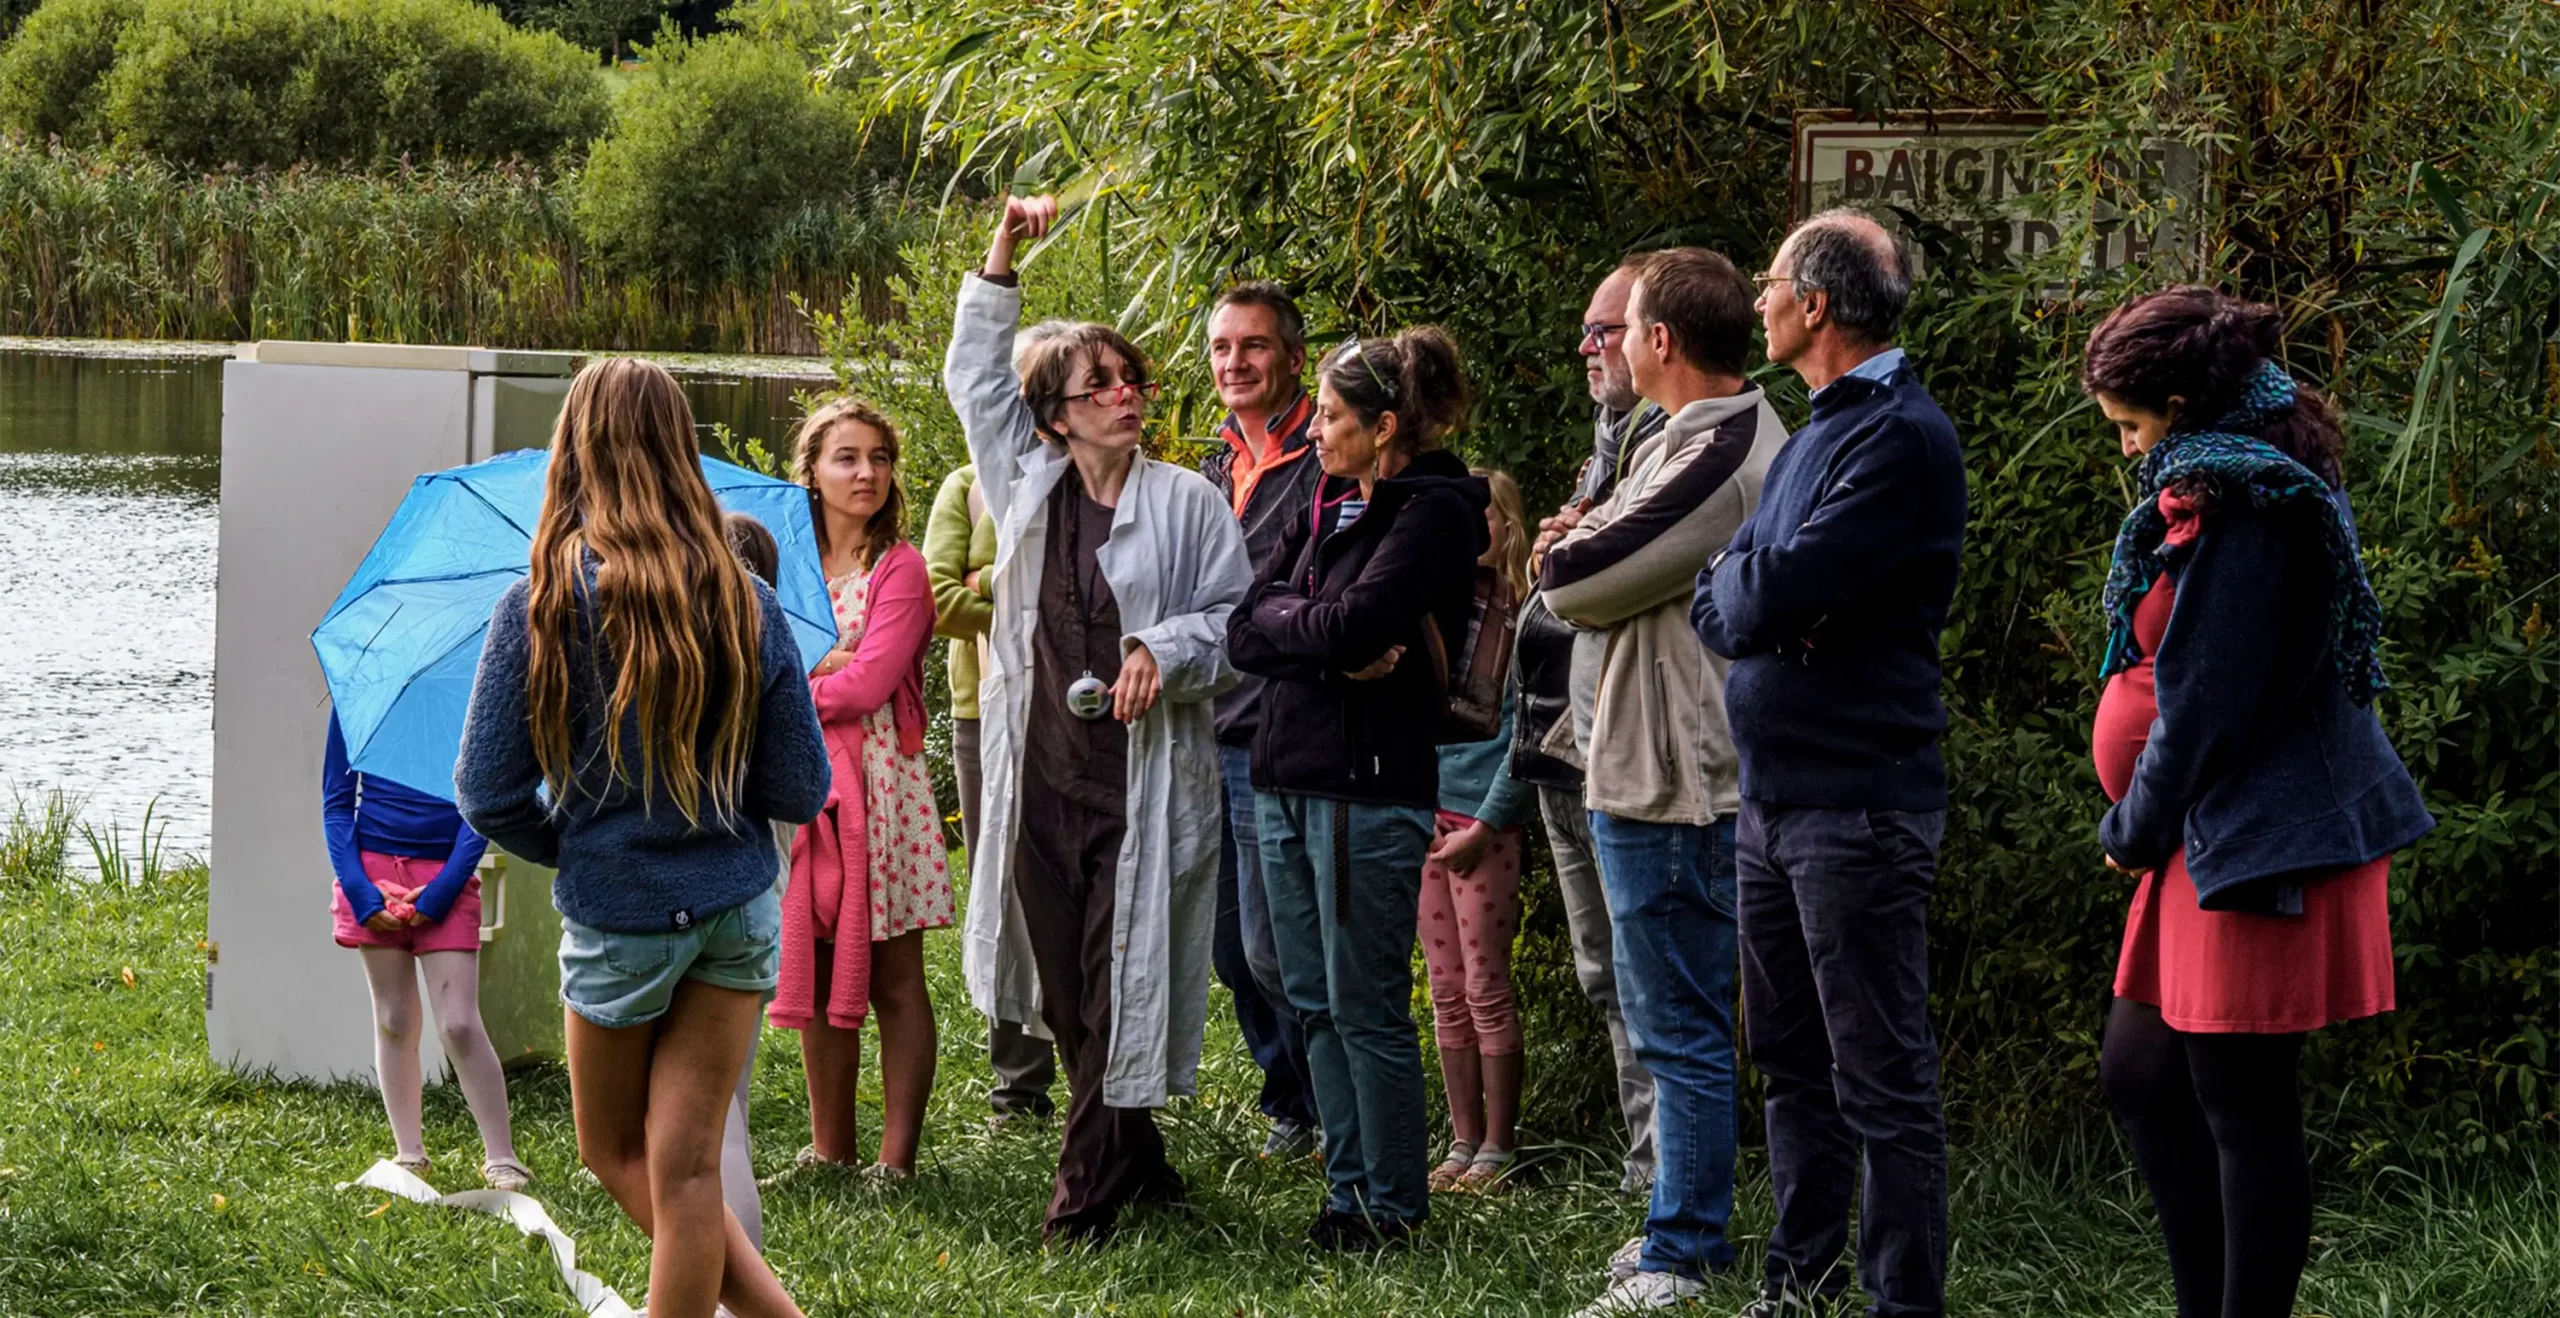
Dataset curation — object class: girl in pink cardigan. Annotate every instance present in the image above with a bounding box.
[770,398,952,1180]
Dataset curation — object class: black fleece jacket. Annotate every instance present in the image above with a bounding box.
[1228,448,1491,808]
[1201,401,1325,746]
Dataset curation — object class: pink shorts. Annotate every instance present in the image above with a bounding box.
[331,851,484,954]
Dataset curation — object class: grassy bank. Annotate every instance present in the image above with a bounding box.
[2,811,2555,1316]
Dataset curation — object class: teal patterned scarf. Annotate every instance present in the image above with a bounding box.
[2099,361,2388,704]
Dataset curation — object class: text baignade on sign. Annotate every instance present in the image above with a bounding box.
[1792,111,2208,292]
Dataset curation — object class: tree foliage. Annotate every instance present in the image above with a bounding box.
[576,30,904,284]
[0,0,609,169]
[496,0,669,61]
[820,0,2560,1149]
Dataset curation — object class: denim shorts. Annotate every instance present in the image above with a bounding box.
[558,884,782,1029]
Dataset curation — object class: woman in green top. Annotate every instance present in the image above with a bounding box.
[925,461,1060,1125]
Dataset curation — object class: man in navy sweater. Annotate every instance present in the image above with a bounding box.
[1691,210,1967,1318]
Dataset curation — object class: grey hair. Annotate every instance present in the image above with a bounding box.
[1012,318,1079,376]
[1788,208,1911,346]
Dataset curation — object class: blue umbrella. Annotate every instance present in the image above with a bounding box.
[312,448,836,801]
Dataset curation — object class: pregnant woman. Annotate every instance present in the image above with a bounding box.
[2081,286,2432,1318]
[321,711,527,1192]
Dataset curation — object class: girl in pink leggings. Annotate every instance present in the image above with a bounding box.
[1421,470,1533,1193]
[323,713,527,1191]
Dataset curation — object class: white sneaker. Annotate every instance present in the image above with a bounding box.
[1570,1269,1705,1316]
[1606,1234,1647,1280]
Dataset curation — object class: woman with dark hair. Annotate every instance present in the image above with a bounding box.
[944,195,1253,1244]
[2081,285,2432,1318]
[768,397,948,1182]
[1228,325,1491,1248]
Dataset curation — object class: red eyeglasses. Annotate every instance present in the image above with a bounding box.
[1066,380,1162,408]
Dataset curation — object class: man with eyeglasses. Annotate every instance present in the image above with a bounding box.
[1198,280,1325,1161]
[1545,246,1787,1317]
[1693,209,1968,1318]
[1517,256,1667,1206]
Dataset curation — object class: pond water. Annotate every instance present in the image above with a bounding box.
[0,342,829,862]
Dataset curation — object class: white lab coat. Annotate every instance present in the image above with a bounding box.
[944,274,1250,1108]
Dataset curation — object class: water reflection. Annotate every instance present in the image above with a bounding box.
[0,345,829,862]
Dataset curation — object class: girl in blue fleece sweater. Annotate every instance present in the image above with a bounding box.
[456,358,827,1318]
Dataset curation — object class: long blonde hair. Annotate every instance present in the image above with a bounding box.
[789,395,906,567]
[526,358,763,829]
[1475,467,1530,598]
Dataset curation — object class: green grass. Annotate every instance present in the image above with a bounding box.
[1,821,2555,1316]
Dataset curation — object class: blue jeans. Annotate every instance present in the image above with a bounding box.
[1255,791,1433,1225]
[1222,746,1287,1001]
[1218,746,1316,1127]
[558,884,781,1030]
[1590,812,1740,1280]
[1739,800,1948,1318]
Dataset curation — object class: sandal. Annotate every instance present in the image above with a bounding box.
[857,1162,914,1188]
[392,1154,433,1179]
[481,1158,534,1192]
[1454,1146,1515,1193]
[756,1145,839,1191]
[1427,1141,1477,1193]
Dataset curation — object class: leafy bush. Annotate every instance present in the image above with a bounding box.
[0,0,137,144]
[577,31,895,283]
[823,0,2560,1151]
[0,0,610,168]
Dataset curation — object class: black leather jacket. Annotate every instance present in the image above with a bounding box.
[1507,595,1582,791]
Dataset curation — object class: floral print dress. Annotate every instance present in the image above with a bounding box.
[832,563,954,939]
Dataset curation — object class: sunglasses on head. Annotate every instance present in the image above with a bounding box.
[1333,335,1399,403]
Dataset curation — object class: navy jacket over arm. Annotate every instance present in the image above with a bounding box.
[2100,491,2432,912]
[455,567,830,933]
[1691,367,1968,811]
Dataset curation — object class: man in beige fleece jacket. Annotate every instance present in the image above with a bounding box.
[1540,247,1787,1317]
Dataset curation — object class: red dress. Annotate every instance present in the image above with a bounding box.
[2093,493,2395,1035]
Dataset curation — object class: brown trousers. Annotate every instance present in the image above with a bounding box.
[1012,770,1182,1239]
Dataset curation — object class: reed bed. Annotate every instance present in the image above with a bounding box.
[0,140,905,353]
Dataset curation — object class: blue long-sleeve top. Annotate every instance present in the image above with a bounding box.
[1435,682,1531,829]
[322,714,488,924]
[454,563,830,934]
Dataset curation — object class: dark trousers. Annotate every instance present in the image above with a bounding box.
[1738,800,1949,1318]
[957,715,1057,1115]
[2100,998,2311,1318]
[1216,745,1317,1127]
[1012,770,1179,1239]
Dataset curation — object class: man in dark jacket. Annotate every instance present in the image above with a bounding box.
[1518,258,1667,1208]
[1198,281,1323,1159]
[1691,210,1967,1318]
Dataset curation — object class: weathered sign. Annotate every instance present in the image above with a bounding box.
[1792,112,2205,278]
